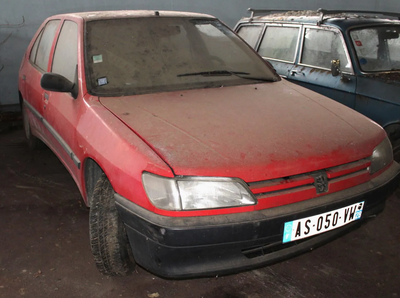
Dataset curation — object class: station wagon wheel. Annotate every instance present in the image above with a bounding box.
[385,125,400,163]
[89,174,135,276]
[22,100,43,150]
[392,138,400,163]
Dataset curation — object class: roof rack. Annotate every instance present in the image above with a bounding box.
[247,8,400,23]
[317,9,400,21]
[247,8,304,19]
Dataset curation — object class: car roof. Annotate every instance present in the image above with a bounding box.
[238,10,400,30]
[51,10,215,21]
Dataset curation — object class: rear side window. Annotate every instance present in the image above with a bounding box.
[236,25,264,48]
[30,30,43,64]
[258,26,300,62]
[52,20,78,82]
[301,28,352,72]
[33,20,60,71]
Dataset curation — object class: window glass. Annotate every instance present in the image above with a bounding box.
[85,18,278,96]
[350,27,400,71]
[30,30,43,63]
[236,25,264,48]
[35,20,60,71]
[258,27,299,62]
[301,28,352,72]
[195,22,258,65]
[388,38,400,65]
[52,21,78,82]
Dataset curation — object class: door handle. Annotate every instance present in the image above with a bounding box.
[44,93,49,100]
[290,70,304,76]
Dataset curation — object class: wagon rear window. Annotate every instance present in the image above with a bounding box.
[258,26,299,62]
[236,25,264,48]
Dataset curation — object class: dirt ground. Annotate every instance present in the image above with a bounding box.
[0,124,399,298]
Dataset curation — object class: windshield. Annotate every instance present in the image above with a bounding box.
[350,26,400,72]
[85,17,278,96]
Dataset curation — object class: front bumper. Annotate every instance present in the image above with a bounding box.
[115,162,400,278]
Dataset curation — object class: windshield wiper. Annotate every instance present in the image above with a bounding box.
[177,70,272,82]
[177,70,249,77]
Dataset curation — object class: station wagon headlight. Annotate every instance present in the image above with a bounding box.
[142,173,256,211]
[370,137,393,174]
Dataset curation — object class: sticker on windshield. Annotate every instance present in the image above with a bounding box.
[93,54,103,64]
[97,77,108,86]
[355,40,363,47]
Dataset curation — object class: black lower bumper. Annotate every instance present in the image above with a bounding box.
[115,163,400,278]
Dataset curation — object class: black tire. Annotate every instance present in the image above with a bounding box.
[22,100,43,150]
[89,174,135,276]
[391,138,400,164]
[385,125,400,163]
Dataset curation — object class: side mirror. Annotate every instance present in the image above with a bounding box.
[41,73,78,99]
[331,59,341,77]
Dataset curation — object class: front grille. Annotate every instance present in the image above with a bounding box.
[248,158,371,209]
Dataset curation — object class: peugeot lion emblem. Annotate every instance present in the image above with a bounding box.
[312,172,329,194]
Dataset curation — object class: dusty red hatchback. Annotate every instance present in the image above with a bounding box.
[18,10,400,278]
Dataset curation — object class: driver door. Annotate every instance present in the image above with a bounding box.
[43,19,82,180]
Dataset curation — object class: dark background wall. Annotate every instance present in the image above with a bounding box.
[0,0,399,108]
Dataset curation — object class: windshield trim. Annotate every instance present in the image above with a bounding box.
[83,17,279,97]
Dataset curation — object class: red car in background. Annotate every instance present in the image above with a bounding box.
[18,10,400,278]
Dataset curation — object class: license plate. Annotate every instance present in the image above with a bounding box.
[282,201,364,243]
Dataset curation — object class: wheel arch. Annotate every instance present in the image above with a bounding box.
[83,158,106,207]
[383,122,400,140]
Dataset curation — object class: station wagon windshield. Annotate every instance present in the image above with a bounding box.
[85,18,278,96]
[350,26,400,72]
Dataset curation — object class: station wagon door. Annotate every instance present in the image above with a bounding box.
[289,27,356,109]
[254,25,301,78]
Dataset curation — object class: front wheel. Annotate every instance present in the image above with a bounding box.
[89,174,135,276]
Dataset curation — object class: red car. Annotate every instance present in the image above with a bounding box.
[18,10,400,278]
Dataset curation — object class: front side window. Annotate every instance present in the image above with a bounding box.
[236,25,264,48]
[350,26,400,72]
[52,20,78,82]
[301,28,352,73]
[258,26,300,62]
[85,18,278,96]
[34,20,60,71]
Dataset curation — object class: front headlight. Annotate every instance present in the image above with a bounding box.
[370,137,393,174]
[142,173,256,211]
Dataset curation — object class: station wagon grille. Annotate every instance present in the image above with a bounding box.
[248,159,371,209]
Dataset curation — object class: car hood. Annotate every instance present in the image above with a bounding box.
[99,80,384,182]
